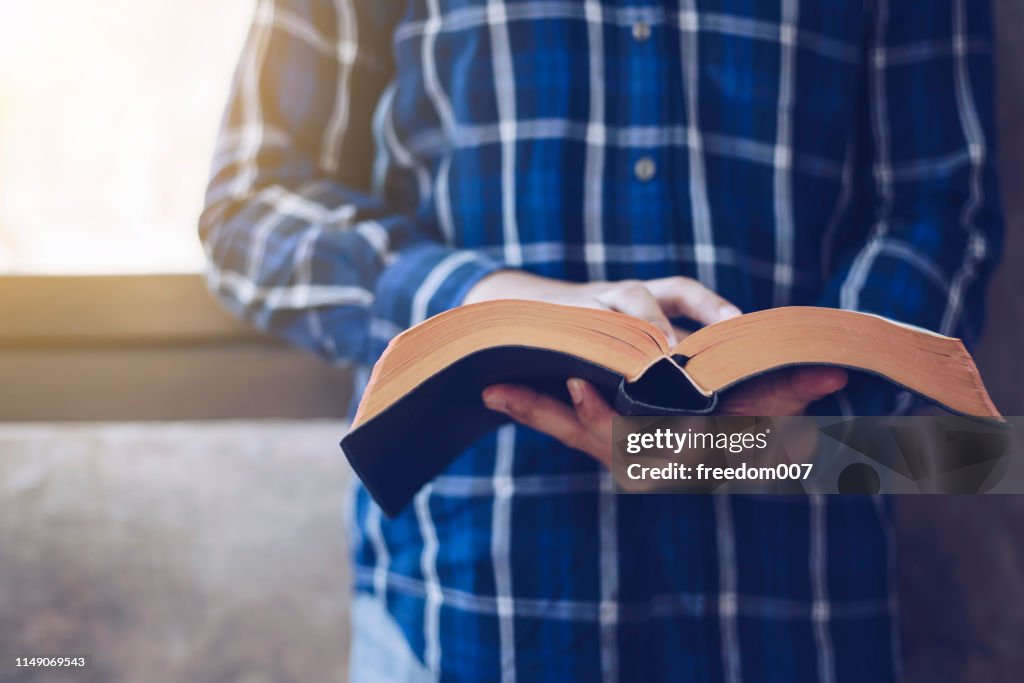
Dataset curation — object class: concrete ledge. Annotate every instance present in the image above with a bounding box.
[0,421,352,683]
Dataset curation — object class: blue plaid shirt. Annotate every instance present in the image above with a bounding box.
[201,0,1002,680]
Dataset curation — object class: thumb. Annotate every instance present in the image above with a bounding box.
[774,367,848,412]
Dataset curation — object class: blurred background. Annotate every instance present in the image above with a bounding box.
[0,0,1022,681]
[0,0,242,274]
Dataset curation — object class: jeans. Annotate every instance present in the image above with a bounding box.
[348,594,432,683]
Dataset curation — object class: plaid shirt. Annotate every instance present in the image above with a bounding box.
[201,0,1002,680]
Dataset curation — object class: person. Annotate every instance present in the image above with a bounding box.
[199,1,1003,680]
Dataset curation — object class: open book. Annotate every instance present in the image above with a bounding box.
[341,300,1000,516]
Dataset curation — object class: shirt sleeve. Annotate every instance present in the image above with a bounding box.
[198,0,501,365]
[814,0,1004,415]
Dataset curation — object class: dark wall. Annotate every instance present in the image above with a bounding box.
[976,0,1024,414]
[899,7,1024,682]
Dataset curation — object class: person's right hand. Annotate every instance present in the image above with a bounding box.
[462,270,742,345]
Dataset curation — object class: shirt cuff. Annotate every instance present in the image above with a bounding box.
[371,241,504,332]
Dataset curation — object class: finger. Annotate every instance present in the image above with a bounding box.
[672,325,692,341]
[482,384,592,451]
[595,282,678,344]
[573,296,612,311]
[739,370,816,416]
[645,276,742,327]
[720,367,847,415]
[784,366,849,403]
[566,378,616,453]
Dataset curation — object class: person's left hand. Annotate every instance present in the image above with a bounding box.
[482,366,847,468]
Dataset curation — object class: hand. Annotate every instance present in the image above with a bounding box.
[470,270,741,466]
[482,367,848,469]
[716,366,848,416]
[463,270,741,345]
[718,367,848,465]
[483,377,618,467]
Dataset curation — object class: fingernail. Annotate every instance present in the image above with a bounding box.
[482,390,508,412]
[567,378,584,404]
[718,305,742,321]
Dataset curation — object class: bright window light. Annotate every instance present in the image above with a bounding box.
[0,0,254,274]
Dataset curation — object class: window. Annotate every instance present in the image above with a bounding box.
[0,0,254,274]
[0,2,351,421]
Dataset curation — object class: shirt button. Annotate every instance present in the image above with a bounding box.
[631,21,652,42]
[634,156,656,182]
